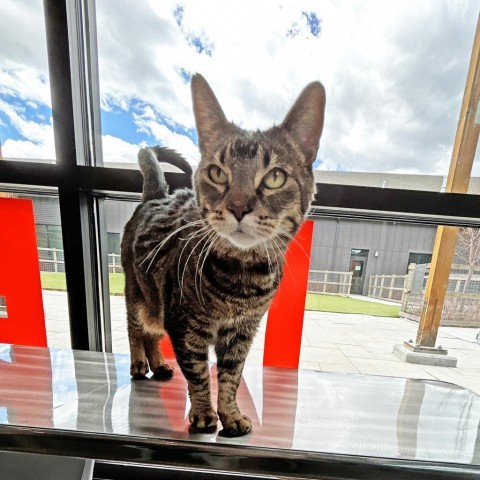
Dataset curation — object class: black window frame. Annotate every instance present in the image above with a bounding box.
[407,252,433,271]
[0,0,479,352]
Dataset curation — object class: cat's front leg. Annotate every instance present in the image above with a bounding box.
[171,330,218,430]
[215,328,255,437]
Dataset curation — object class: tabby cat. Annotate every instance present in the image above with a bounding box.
[121,74,325,437]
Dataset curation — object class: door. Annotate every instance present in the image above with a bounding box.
[350,249,369,295]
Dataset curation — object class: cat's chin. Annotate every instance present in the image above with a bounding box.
[222,231,264,250]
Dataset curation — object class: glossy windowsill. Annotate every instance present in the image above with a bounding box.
[0,343,479,478]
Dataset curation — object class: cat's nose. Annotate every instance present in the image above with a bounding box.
[227,203,253,222]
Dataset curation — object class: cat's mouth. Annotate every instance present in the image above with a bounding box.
[211,213,265,250]
[215,222,264,250]
[227,230,262,249]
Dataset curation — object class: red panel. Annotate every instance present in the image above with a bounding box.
[263,220,314,368]
[261,368,298,446]
[0,198,47,347]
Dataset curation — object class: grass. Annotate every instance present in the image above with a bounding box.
[109,273,126,294]
[41,272,125,295]
[305,293,400,317]
[40,272,67,291]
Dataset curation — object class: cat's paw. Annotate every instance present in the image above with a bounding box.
[218,413,252,437]
[130,360,149,380]
[152,363,174,381]
[189,407,218,430]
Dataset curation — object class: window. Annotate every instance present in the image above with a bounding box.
[91,1,480,198]
[1,4,480,477]
[407,252,432,270]
[0,0,55,163]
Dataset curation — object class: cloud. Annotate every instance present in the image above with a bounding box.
[133,106,200,164]
[101,135,142,164]
[316,0,478,175]
[0,0,50,105]
[0,99,55,160]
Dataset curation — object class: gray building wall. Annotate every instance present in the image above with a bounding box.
[310,218,436,294]
[28,196,61,225]
[28,196,139,233]
[104,200,139,233]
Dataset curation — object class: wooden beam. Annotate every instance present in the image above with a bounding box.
[416,15,480,347]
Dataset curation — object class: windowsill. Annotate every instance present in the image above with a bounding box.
[0,343,479,478]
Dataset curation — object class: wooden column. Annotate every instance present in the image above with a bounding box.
[416,15,480,347]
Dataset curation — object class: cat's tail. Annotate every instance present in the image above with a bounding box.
[138,146,193,203]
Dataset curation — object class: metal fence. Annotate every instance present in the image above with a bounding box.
[108,253,123,273]
[308,270,352,296]
[368,274,407,303]
[38,248,123,274]
[38,247,65,272]
[401,263,480,327]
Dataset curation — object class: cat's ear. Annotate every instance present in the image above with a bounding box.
[281,81,326,164]
[191,74,232,155]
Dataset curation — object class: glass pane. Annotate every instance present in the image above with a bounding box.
[104,199,140,353]
[102,196,480,395]
[0,189,70,348]
[0,0,55,162]
[94,1,479,195]
[306,218,480,394]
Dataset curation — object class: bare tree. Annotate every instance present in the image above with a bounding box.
[455,227,480,293]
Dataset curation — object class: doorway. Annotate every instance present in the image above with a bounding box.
[350,249,369,295]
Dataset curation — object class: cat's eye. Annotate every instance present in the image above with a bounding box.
[208,165,228,185]
[263,168,287,189]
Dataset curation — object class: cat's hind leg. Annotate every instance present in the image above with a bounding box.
[133,303,174,380]
[144,335,174,380]
[127,309,149,380]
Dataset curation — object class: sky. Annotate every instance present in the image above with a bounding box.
[0,0,478,177]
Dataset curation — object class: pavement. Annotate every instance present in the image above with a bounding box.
[43,290,480,395]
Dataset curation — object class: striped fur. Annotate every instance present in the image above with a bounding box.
[121,75,325,436]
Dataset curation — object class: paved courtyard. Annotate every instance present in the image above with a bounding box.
[43,290,480,395]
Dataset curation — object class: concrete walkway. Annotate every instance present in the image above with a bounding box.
[42,291,480,395]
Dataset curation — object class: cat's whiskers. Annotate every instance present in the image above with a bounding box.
[275,226,311,260]
[179,229,214,300]
[194,230,218,306]
[178,225,210,241]
[177,225,211,292]
[276,236,295,280]
[262,242,273,273]
[197,231,220,307]
[141,219,206,273]
[271,234,295,281]
[268,238,282,277]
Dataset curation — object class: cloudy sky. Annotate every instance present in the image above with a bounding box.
[0,0,478,177]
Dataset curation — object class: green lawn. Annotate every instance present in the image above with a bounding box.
[41,272,125,295]
[305,293,400,317]
[40,272,67,291]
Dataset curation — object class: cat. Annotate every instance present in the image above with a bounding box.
[121,74,325,437]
